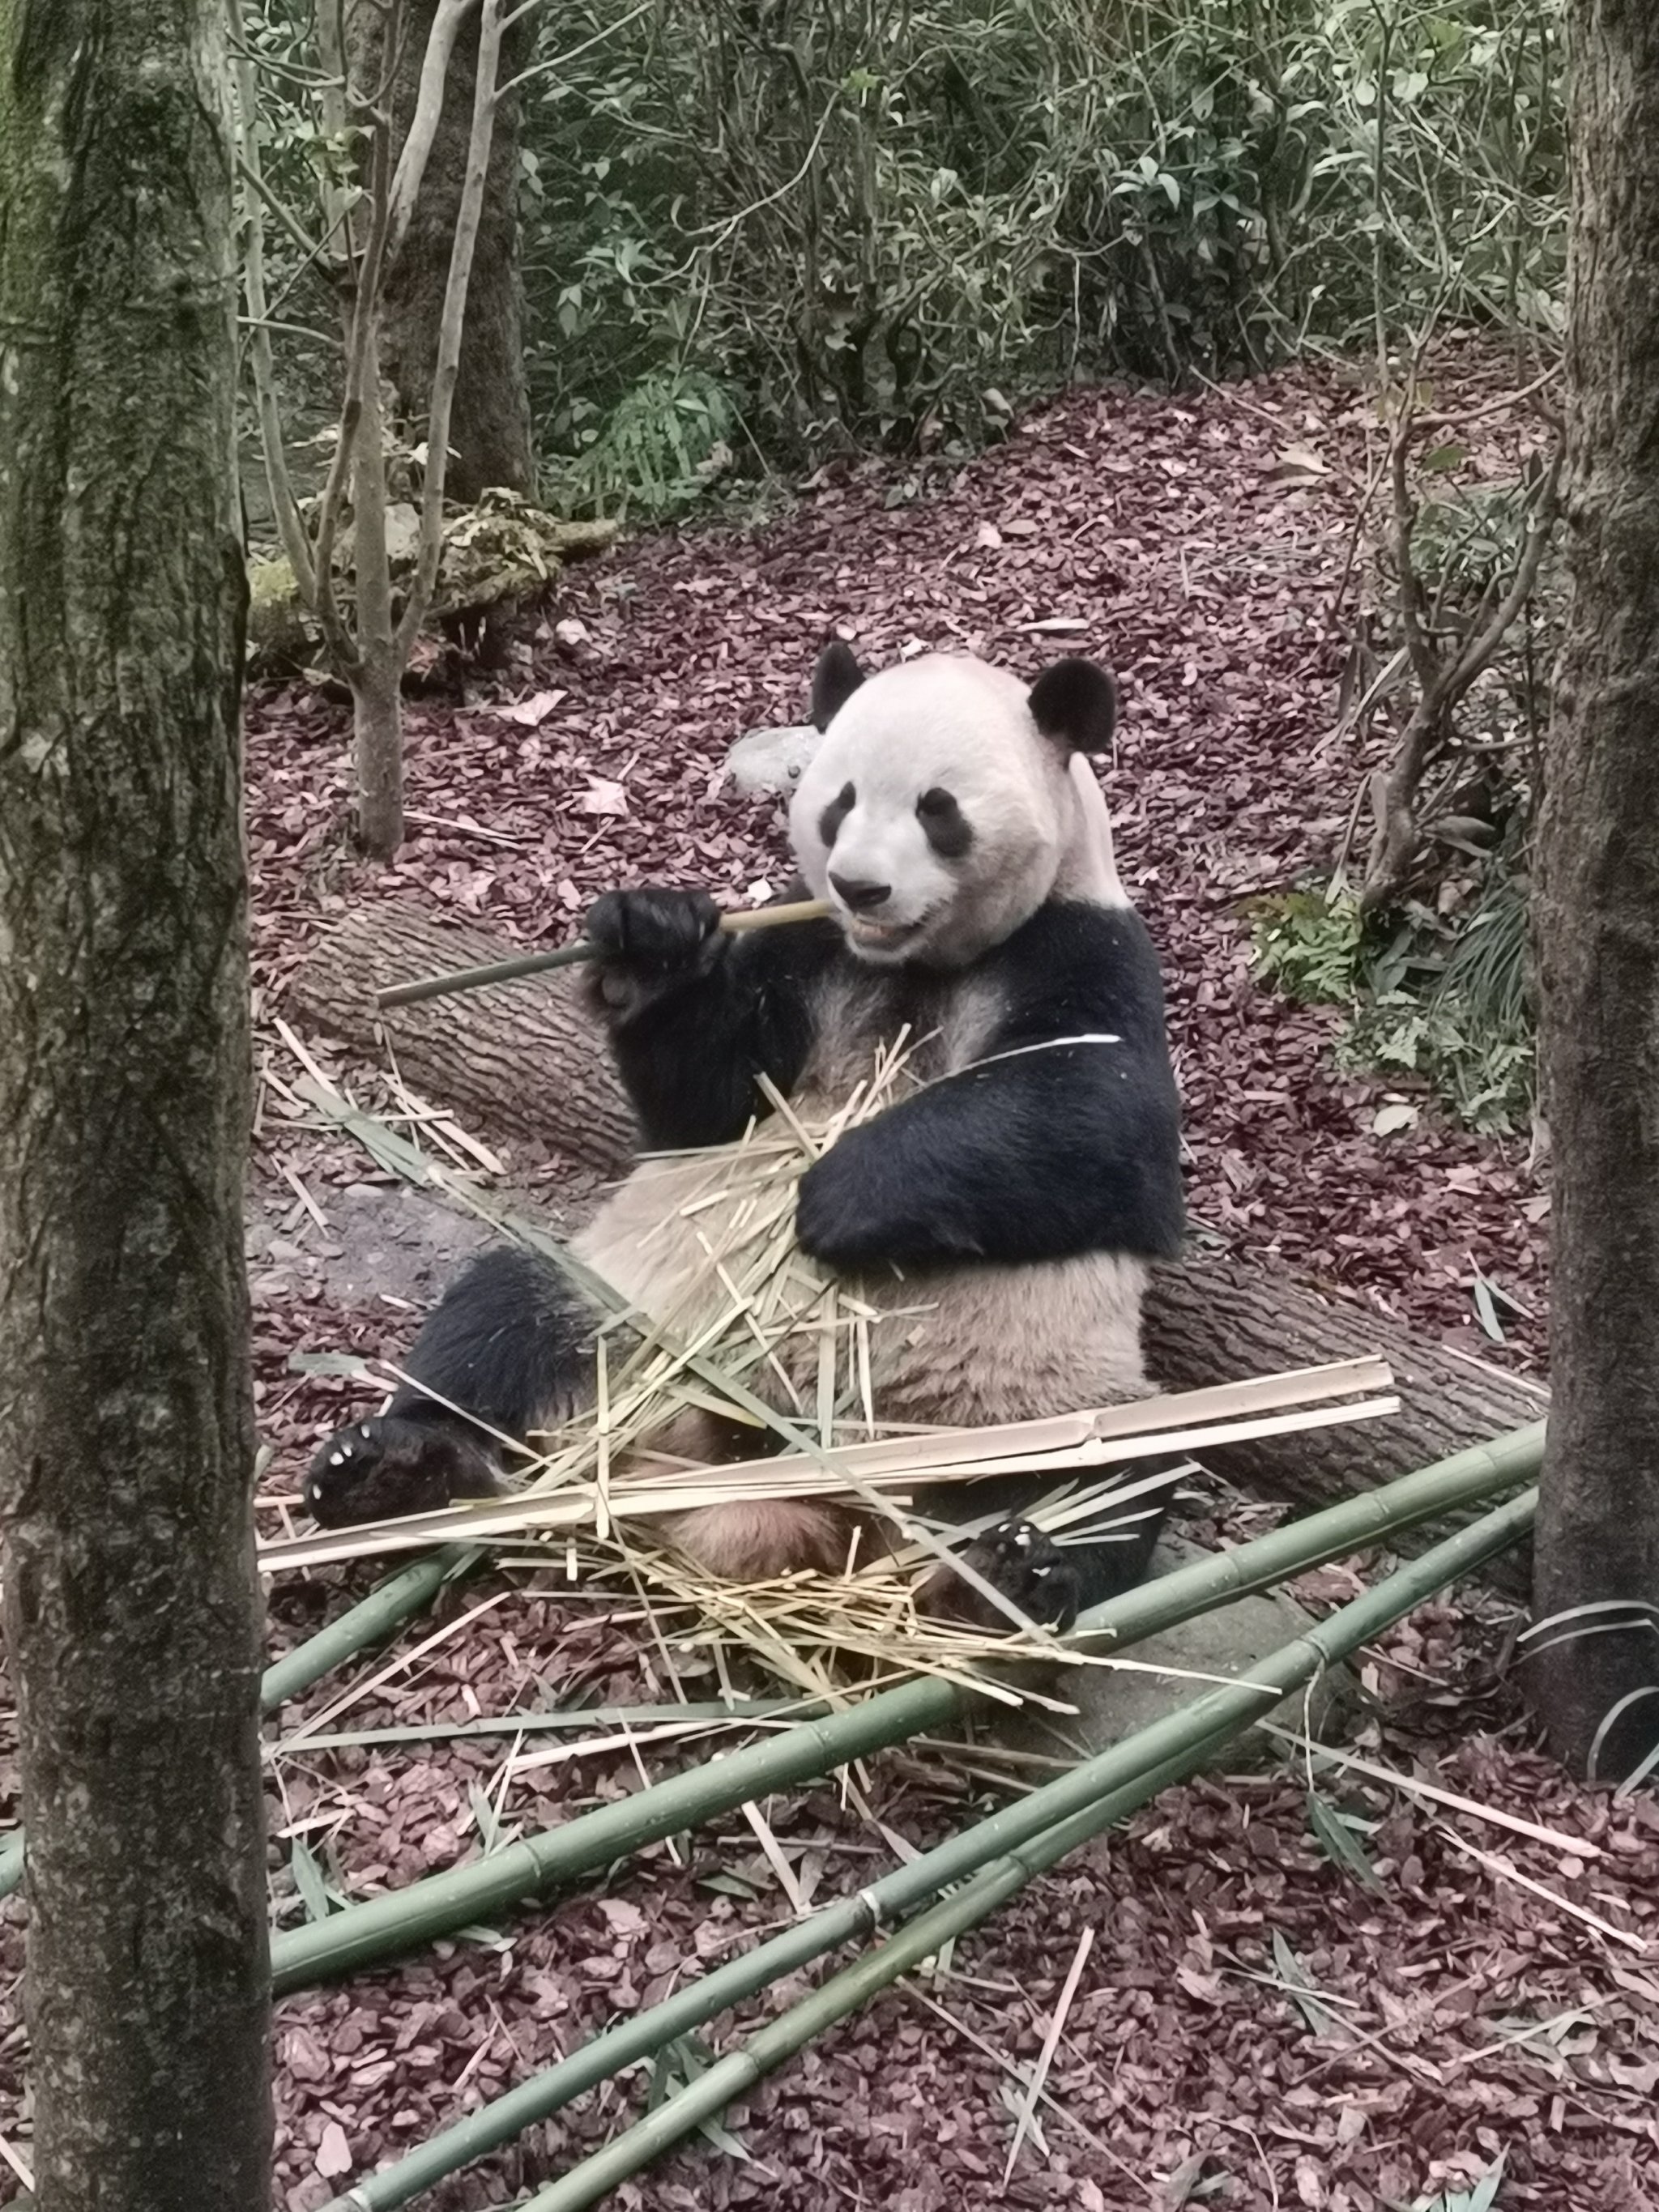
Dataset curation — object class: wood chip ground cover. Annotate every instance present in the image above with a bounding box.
[6,351,1647,2212]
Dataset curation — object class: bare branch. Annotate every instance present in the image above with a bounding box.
[1448,445,1564,694]
[395,0,508,660]
[311,100,399,680]
[496,1,651,99]
[234,155,323,269]
[228,0,317,603]
[384,0,481,267]
[1387,394,1439,693]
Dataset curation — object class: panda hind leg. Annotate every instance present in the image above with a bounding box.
[1050,1452,1188,1617]
[305,1246,597,1528]
[913,1455,1185,1636]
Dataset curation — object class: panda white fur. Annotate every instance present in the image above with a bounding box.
[306,644,1185,1630]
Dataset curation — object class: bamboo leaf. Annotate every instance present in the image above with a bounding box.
[1270,1929,1347,2037]
[289,1837,335,1924]
[1305,1789,1384,1892]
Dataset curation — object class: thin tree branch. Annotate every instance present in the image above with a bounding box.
[234,153,324,269]
[395,0,507,659]
[228,0,318,602]
[1388,397,1439,693]
[1448,445,1564,694]
[495,1,649,99]
[384,0,481,267]
[311,97,399,680]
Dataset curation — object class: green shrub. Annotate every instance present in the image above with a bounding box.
[521,0,1565,488]
[1250,872,1536,1134]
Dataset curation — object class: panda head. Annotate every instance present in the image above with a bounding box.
[788,643,1124,970]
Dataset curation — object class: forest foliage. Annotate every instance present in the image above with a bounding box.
[522,0,1563,509]
[247,0,1563,509]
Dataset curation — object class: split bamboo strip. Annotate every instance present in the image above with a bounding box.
[254,1372,1400,1575]
[487,1487,1545,2212]
[270,1421,1544,1997]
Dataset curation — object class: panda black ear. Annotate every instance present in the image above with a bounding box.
[810,641,866,732]
[1028,658,1117,757]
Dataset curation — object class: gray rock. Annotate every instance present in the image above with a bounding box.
[723,723,822,798]
[996,1534,1355,1767]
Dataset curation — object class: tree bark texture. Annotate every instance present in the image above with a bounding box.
[292,900,1546,1579]
[350,0,536,502]
[1532,1,1659,1776]
[0,6,271,2207]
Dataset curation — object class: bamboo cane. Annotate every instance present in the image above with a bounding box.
[375,897,830,1010]
[501,1488,1539,2212]
[259,1544,476,1708]
[515,1487,1537,2212]
[319,1723,1239,2212]
[269,1421,1544,1996]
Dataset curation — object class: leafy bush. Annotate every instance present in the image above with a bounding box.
[521,0,1565,485]
[1248,886,1368,1005]
[1249,871,1536,1133]
[553,367,742,522]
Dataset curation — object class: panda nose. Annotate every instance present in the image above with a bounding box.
[829,872,891,913]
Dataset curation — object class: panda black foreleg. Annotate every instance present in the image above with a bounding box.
[305,1246,599,1528]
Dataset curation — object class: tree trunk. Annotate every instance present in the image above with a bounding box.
[0,6,271,2207]
[1531,2,1659,1779]
[352,655,407,859]
[351,0,536,502]
[291,899,1546,1572]
[1145,1253,1546,1502]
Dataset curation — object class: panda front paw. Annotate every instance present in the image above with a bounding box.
[794,1149,875,1267]
[305,1415,501,1528]
[585,889,723,973]
[919,1519,1081,1635]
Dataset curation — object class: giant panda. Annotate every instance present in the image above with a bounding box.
[305,643,1186,1631]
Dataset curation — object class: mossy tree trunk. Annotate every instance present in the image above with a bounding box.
[1532,0,1659,1778]
[0,3,271,2205]
[350,0,537,503]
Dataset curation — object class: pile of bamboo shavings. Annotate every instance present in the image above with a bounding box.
[267,1031,1401,1693]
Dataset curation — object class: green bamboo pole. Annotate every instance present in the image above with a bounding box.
[272,1677,959,1996]
[514,1486,1538,2212]
[322,1720,1241,2212]
[0,1542,482,1902]
[258,1544,476,1710]
[271,1421,1544,1996]
[376,899,830,1011]
[1069,1420,1546,1659]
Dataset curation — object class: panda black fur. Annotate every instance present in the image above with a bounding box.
[306,643,1185,1631]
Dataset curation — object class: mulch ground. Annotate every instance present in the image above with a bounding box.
[6,348,1653,2212]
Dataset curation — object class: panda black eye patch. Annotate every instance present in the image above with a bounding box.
[818,782,855,846]
[916,786,972,859]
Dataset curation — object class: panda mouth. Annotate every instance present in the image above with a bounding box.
[843,913,925,951]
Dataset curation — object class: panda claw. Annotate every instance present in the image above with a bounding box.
[919,1517,1082,1634]
[305,1411,500,1529]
